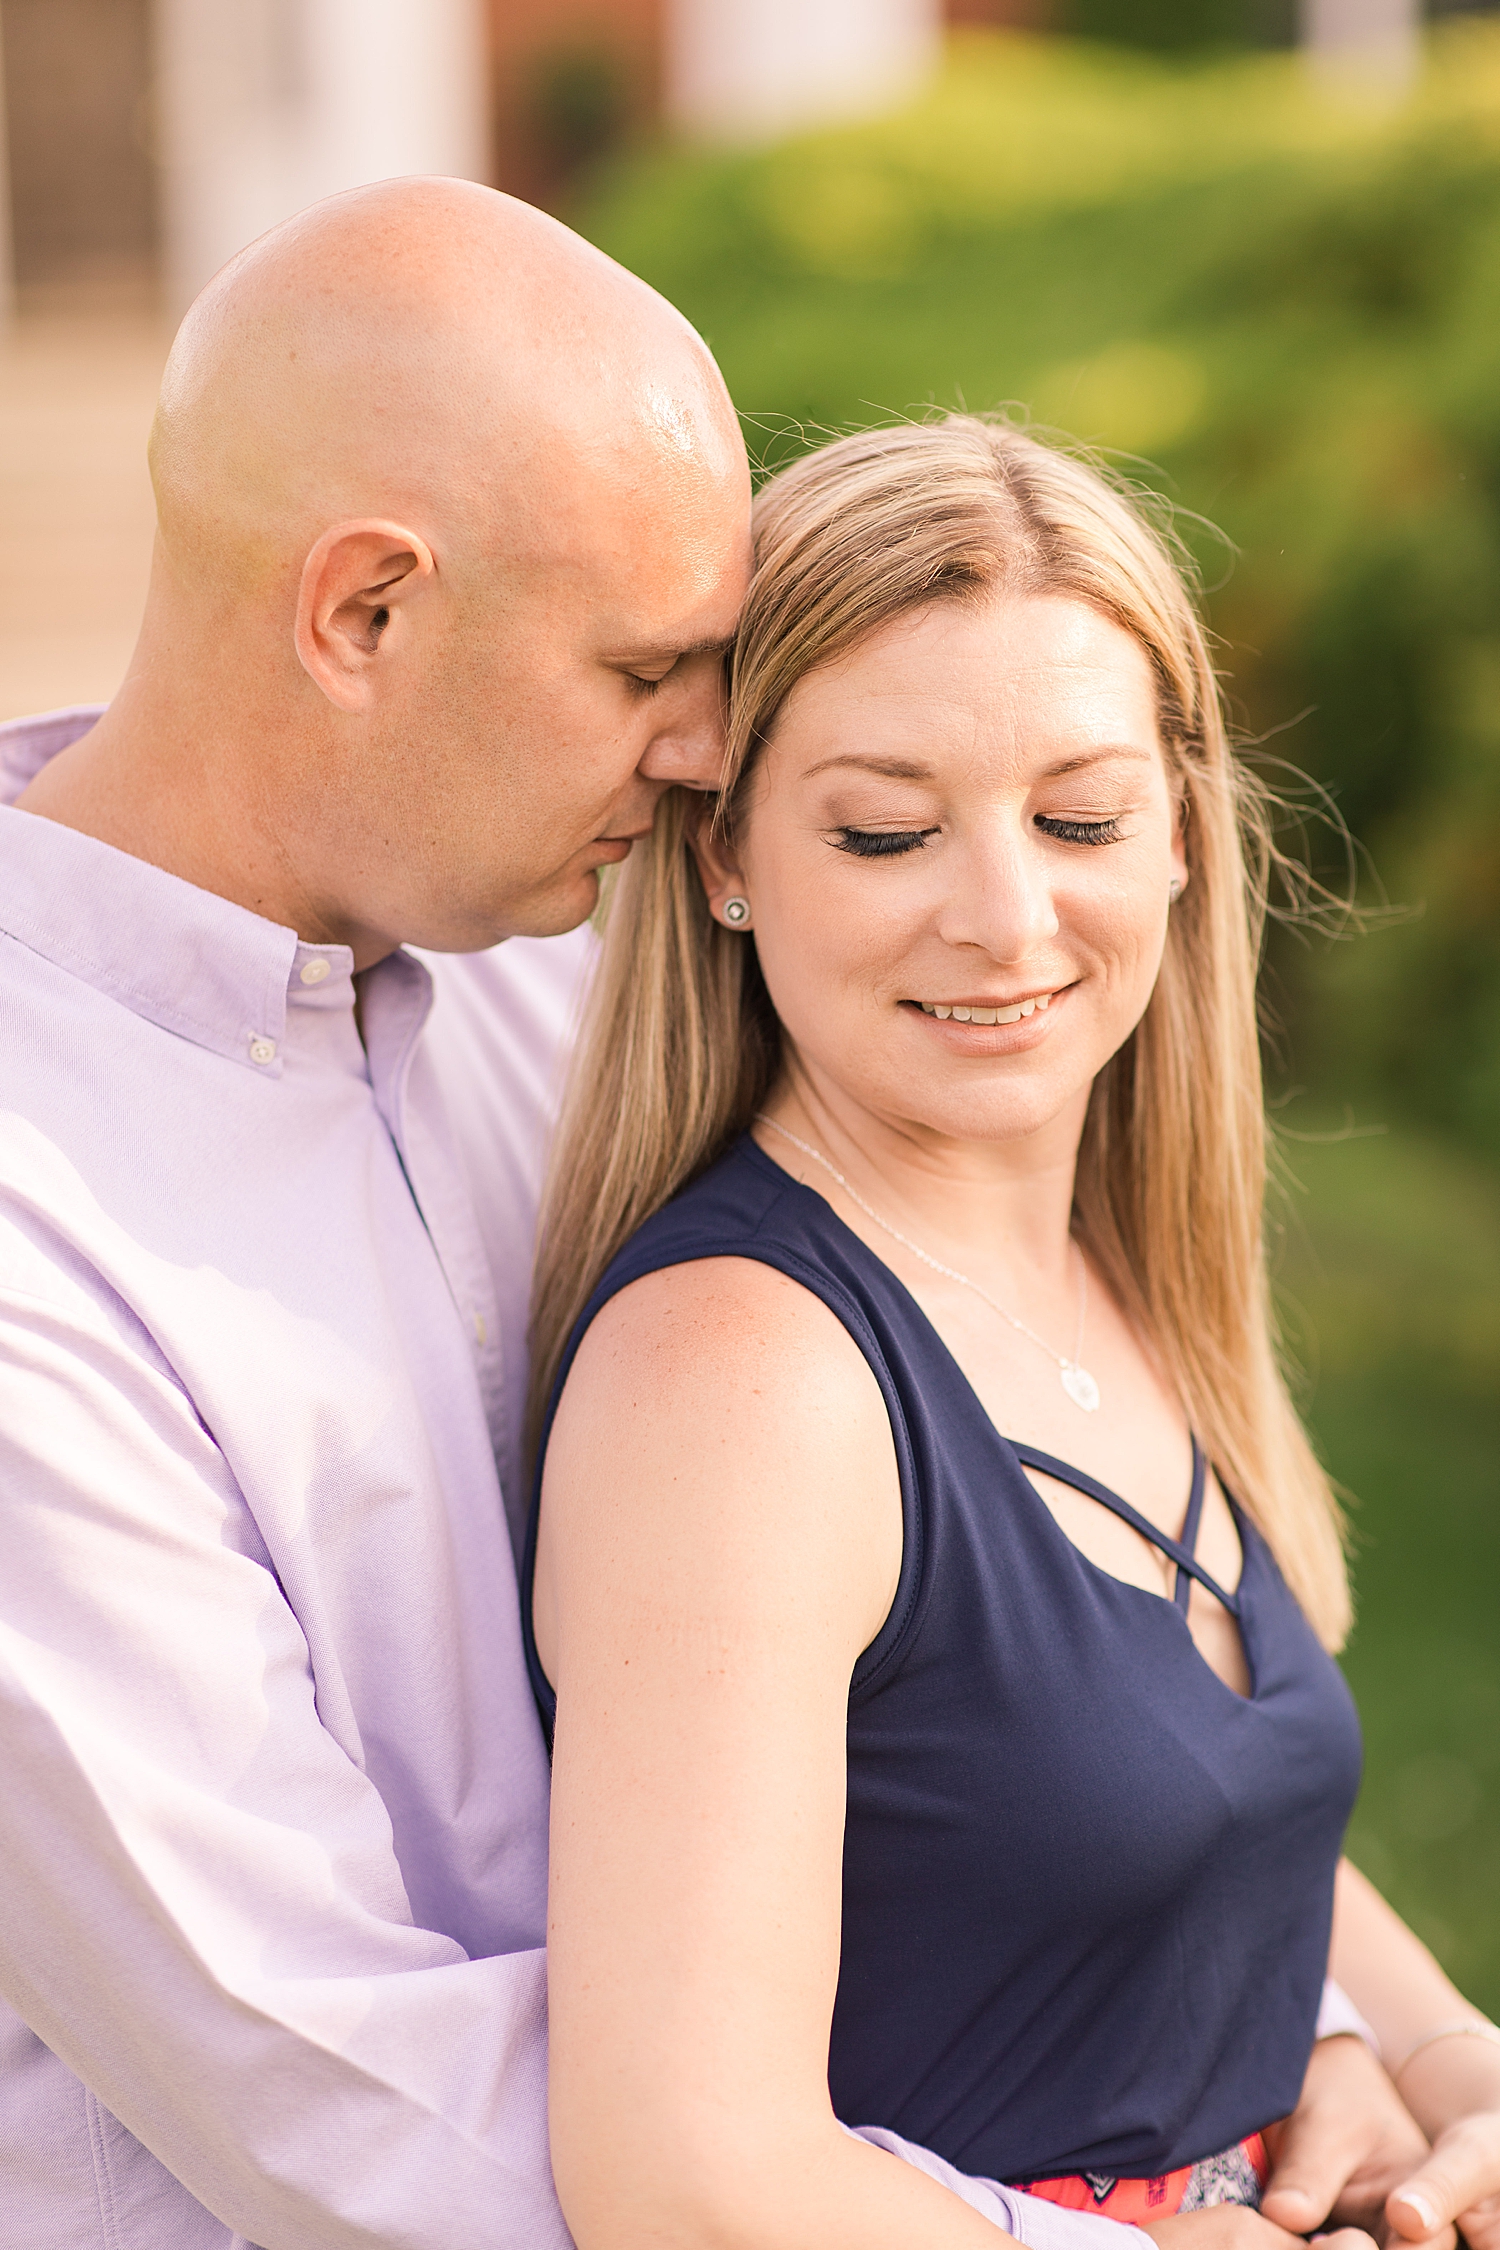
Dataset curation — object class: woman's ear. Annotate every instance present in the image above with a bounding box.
[685,796,754,931]
[1169,781,1190,902]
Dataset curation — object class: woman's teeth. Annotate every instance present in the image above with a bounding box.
[919,995,1052,1024]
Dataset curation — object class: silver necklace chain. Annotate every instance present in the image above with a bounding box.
[755,1114,1100,1412]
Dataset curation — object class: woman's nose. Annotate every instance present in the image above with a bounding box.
[936,826,1059,961]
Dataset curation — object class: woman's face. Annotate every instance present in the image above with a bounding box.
[707,592,1189,1154]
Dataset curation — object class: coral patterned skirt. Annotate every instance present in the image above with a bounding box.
[1014,2134,1270,2225]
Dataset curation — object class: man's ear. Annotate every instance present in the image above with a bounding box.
[294,520,436,713]
[685,794,752,929]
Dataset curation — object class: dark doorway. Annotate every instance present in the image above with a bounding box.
[2,0,158,298]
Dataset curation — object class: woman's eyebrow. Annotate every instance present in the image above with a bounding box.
[1043,746,1156,775]
[801,745,1156,783]
[800,753,935,781]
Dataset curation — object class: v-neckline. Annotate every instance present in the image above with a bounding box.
[751,1136,1261,1702]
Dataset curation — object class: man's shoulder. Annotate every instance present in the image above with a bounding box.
[0,705,103,804]
[0,1112,164,1357]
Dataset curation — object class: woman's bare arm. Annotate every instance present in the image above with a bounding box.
[536,1260,1389,2250]
[1330,1860,1492,2086]
[537,1254,1009,2250]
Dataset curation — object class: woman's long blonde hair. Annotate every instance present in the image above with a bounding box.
[530,415,1352,1649]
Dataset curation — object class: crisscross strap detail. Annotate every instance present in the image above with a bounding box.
[1008,1438,1240,1618]
[1174,1441,1210,1614]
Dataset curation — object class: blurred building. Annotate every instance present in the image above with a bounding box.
[666,0,940,139]
[1300,0,1420,84]
[0,0,1451,318]
[0,0,159,309]
[0,0,960,316]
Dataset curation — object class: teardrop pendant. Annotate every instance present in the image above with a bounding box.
[1060,1362,1101,1413]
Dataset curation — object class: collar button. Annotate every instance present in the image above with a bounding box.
[249,1036,277,1065]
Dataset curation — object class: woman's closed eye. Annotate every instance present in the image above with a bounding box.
[834,816,1127,855]
[833,826,941,859]
[1034,813,1126,846]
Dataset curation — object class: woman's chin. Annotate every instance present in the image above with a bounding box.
[837,1070,1091,1154]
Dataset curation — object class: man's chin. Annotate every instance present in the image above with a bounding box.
[527,863,611,936]
[478,865,607,946]
[403,861,612,954]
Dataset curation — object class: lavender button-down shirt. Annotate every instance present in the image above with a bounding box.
[0,708,596,2247]
[0,708,1358,2250]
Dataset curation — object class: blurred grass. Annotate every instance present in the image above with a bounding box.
[1276,1118,1500,2010]
[573,32,1500,1996]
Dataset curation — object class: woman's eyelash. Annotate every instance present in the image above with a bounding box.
[833,827,939,859]
[1034,815,1125,846]
[627,673,666,698]
[835,817,1124,855]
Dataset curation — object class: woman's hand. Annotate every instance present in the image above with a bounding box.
[1145,2208,1378,2250]
[1319,1860,1500,2250]
[1384,2038,1500,2250]
[1257,2026,1500,2250]
[1261,2033,1444,2247]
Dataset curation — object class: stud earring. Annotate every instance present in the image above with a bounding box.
[1168,879,1183,904]
[723,896,752,928]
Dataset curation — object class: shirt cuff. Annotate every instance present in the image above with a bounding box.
[848,2124,1155,2249]
[1316,1976,1382,2059]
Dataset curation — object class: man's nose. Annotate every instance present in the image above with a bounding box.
[637,665,729,792]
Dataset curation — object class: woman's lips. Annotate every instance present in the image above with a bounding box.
[915,991,1055,1025]
[901,984,1072,1047]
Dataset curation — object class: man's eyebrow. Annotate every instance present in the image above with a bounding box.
[609,633,735,666]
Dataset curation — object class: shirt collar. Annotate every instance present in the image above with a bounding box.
[0,706,363,1077]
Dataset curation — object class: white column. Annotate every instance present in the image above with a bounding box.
[666,0,940,142]
[153,0,489,315]
[1300,0,1420,93]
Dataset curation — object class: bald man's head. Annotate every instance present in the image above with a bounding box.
[114,179,752,961]
[151,179,740,597]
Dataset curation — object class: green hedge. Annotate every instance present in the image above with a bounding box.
[574,26,1500,1153]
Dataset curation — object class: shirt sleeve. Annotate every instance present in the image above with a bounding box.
[0,1271,569,2250]
[850,2126,1156,2250]
[1315,1977,1381,2057]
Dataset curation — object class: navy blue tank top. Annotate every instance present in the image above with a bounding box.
[523,1134,1362,2185]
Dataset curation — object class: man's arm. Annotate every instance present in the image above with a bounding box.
[0,1270,567,2250]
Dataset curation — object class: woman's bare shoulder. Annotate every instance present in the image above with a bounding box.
[543,1255,900,1648]
[562,1253,882,1418]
